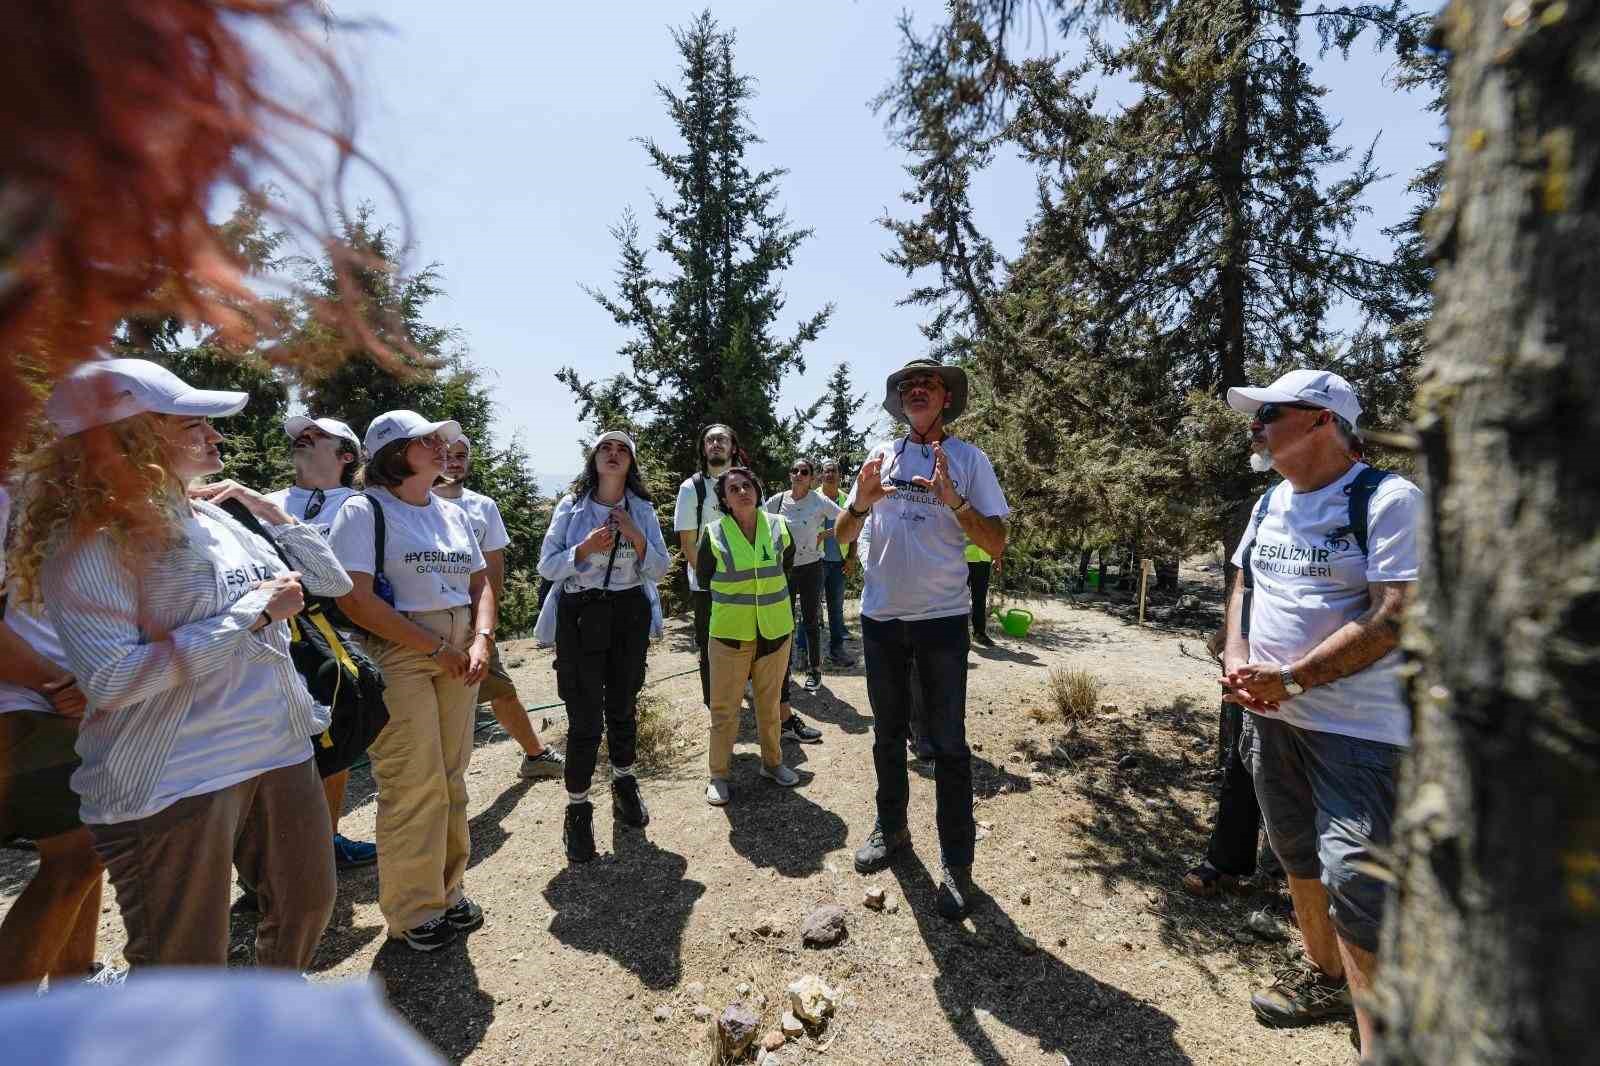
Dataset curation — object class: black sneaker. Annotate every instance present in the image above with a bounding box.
[444,897,484,933]
[1250,963,1354,1027]
[804,671,822,692]
[973,632,995,647]
[781,715,823,744]
[563,801,597,863]
[401,916,457,953]
[612,775,650,828]
[234,881,260,914]
[853,820,912,874]
[827,652,857,668]
[936,858,975,921]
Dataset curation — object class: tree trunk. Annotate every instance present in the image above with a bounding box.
[1214,2,1254,397]
[1377,3,1600,1063]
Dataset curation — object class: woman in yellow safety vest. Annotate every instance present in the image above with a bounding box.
[964,540,999,647]
[694,466,806,805]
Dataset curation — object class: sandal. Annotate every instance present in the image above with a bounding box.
[1182,860,1241,898]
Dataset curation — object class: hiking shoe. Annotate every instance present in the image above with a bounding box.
[827,651,857,668]
[83,962,127,989]
[1181,860,1241,899]
[444,897,485,934]
[760,763,800,787]
[401,916,458,952]
[936,858,976,921]
[853,820,912,874]
[1251,963,1354,1027]
[705,778,731,806]
[519,748,565,780]
[973,632,995,647]
[563,801,597,864]
[781,714,822,744]
[612,775,650,827]
[333,834,377,869]
[911,735,936,761]
[804,671,822,692]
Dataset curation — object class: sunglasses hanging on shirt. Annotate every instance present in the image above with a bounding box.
[303,487,327,521]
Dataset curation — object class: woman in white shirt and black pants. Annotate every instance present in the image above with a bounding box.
[534,431,670,865]
[329,411,495,953]
[12,359,353,972]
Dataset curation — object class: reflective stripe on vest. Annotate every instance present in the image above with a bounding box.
[706,511,794,641]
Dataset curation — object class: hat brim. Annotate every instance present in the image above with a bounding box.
[1225,385,1305,416]
[883,364,968,423]
[414,419,462,442]
[163,388,250,420]
[284,415,361,449]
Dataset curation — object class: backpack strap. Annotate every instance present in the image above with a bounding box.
[1238,488,1274,640]
[693,471,708,529]
[1344,467,1394,558]
[356,492,387,580]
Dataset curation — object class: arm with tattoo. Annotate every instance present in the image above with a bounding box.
[1290,581,1411,688]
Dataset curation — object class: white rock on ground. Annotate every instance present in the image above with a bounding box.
[788,975,839,1024]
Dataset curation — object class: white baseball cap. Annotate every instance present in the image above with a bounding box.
[284,415,361,452]
[363,410,462,454]
[1226,368,1363,427]
[591,430,637,455]
[45,358,249,437]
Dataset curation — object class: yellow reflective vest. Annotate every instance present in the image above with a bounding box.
[706,511,794,641]
[964,540,992,563]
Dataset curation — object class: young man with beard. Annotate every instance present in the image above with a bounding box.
[674,424,735,712]
[833,359,1009,920]
[1222,369,1420,1060]
[435,436,565,781]
[265,415,376,870]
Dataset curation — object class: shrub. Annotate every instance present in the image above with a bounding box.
[1047,667,1102,722]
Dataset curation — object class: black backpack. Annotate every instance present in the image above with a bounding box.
[1240,466,1394,638]
[219,499,389,778]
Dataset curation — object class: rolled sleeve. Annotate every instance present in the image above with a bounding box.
[538,495,583,583]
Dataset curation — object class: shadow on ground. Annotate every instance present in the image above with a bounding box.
[719,761,848,878]
[370,935,495,1061]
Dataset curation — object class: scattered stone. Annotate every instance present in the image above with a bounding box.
[541,993,553,1008]
[1192,736,1210,752]
[736,982,751,996]
[653,1005,671,1023]
[788,975,839,1024]
[1069,886,1082,899]
[863,885,886,910]
[977,820,995,831]
[1029,772,1048,786]
[718,1004,760,1057]
[505,657,527,668]
[885,896,901,915]
[801,905,848,948]
[1100,703,1120,714]
[755,992,768,1010]
[1117,753,1139,771]
[975,825,991,842]
[693,1005,712,1022]
[1178,595,1201,611]
[1246,910,1292,942]
[972,741,984,752]
[1025,849,1038,863]
[762,1030,787,1052]
[781,1011,806,1037]
[1020,887,1032,905]
[752,914,780,937]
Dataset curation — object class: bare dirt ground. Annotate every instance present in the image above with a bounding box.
[2,562,1358,1065]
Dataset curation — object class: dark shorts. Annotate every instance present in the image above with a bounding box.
[1244,714,1403,953]
[477,641,518,704]
[0,710,85,841]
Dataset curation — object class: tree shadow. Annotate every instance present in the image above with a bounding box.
[788,687,873,735]
[719,761,848,879]
[967,644,1042,667]
[541,828,704,990]
[909,751,1033,799]
[369,935,495,1062]
[890,856,1193,1064]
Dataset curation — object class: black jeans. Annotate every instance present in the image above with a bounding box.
[863,613,975,866]
[781,561,823,703]
[555,587,652,794]
[1205,701,1266,877]
[693,589,712,707]
[967,561,992,637]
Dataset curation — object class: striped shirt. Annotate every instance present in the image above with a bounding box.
[40,499,353,824]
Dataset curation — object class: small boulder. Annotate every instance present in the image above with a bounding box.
[653,1004,671,1023]
[781,1011,805,1037]
[885,894,900,915]
[787,975,839,1024]
[692,1004,712,1022]
[762,1029,787,1052]
[800,904,847,948]
[718,1003,759,1057]
[863,885,886,911]
[1100,702,1120,714]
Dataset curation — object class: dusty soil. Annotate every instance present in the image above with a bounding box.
[2,563,1359,1065]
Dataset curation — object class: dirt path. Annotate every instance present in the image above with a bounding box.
[2,566,1357,1065]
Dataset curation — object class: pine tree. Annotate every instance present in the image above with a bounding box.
[806,362,870,474]
[562,10,832,491]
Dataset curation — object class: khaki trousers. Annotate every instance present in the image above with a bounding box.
[707,635,789,779]
[90,756,333,970]
[364,607,479,936]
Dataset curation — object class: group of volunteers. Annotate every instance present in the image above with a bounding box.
[0,350,1415,1064]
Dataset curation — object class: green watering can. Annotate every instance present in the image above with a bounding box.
[991,607,1034,638]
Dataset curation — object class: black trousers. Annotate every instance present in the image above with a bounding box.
[1205,701,1268,877]
[967,561,992,637]
[555,587,652,794]
[693,588,712,707]
[780,561,823,703]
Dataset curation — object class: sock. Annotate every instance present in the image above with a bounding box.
[567,790,589,805]
[612,764,634,781]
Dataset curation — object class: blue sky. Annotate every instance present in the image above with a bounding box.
[322,1,1439,485]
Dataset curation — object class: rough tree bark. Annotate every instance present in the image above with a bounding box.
[1377,2,1600,1063]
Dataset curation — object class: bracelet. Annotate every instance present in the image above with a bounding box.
[848,503,870,518]
[953,496,972,514]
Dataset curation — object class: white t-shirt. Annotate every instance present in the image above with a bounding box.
[564,498,646,592]
[765,490,842,568]
[0,488,72,716]
[144,511,310,815]
[1230,463,1421,746]
[328,487,486,613]
[673,474,726,592]
[850,436,1010,622]
[264,485,358,535]
[437,488,510,553]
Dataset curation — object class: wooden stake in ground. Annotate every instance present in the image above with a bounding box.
[1138,558,1155,625]
[1377,2,1600,1062]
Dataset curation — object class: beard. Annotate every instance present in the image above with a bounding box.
[1249,448,1275,474]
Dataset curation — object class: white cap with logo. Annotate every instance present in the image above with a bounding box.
[591,430,637,456]
[46,358,249,437]
[363,410,463,455]
[284,415,362,452]
[1226,368,1363,427]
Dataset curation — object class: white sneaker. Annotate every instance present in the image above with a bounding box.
[760,763,800,787]
[705,778,731,806]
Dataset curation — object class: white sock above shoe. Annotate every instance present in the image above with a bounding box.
[611,764,635,780]
[568,790,589,805]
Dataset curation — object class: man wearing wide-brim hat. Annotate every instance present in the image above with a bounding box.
[831,357,1009,920]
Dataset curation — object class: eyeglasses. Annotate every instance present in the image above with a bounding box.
[1255,402,1323,425]
[790,466,812,476]
[896,375,945,394]
[303,487,327,521]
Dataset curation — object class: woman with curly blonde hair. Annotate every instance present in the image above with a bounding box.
[10,357,354,972]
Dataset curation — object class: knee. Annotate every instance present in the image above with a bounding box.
[1318,822,1386,952]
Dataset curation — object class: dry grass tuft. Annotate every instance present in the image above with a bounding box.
[600,689,691,774]
[1046,666,1103,723]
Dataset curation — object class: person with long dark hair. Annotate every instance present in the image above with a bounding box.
[535,432,670,863]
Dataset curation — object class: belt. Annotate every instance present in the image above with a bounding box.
[568,586,645,604]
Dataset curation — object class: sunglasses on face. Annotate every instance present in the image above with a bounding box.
[896,376,945,394]
[1255,402,1324,425]
[790,466,812,476]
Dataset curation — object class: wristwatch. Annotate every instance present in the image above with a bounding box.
[475,629,495,642]
[848,502,870,518]
[1280,665,1304,697]
[953,496,972,514]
